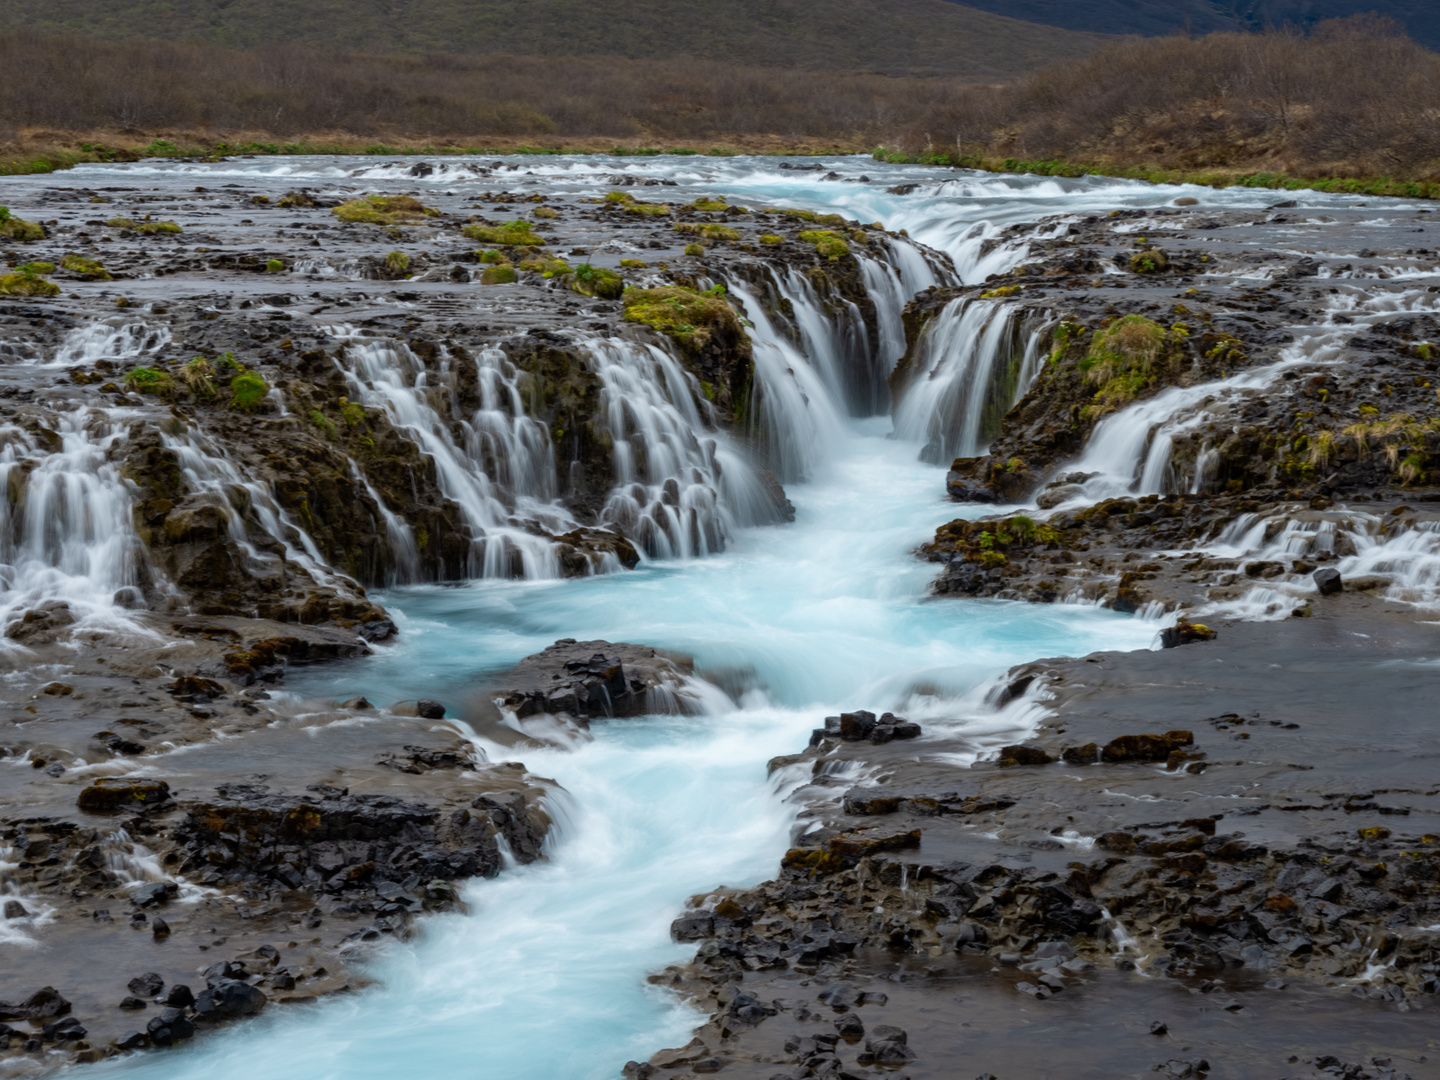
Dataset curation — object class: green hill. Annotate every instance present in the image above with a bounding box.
[947,0,1440,50]
[2,0,1109,77]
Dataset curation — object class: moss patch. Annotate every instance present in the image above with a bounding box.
[59,253,110,279]
[480,265,518,284]
[230,372,269,411]
[569,263,623,299]
[333,195,438,225]
[0,207,46,241]
[462,219,543,246]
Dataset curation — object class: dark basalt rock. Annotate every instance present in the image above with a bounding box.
[0,987,71,1020]
[76,777,171,813]
[1314,567,1343,595]
[485,638,696,724]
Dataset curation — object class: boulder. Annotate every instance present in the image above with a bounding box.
[1101,731,1194,763]
[0,987,71,1020]
[1313,567,1343,596]
[483,638,696,723]
[76,777,171,813]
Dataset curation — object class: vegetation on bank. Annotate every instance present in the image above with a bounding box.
[883,18,1440,194]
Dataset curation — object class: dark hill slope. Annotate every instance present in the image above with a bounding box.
[3,0,1109,77]
[948,0,1440,49]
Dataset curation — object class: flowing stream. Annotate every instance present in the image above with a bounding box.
[8,153,1421,1078]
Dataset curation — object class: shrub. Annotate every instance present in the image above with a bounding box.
[230,372,269,411]
[182,356,216,397]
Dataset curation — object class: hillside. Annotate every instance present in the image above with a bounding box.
[948,0,1440,49]
[2,0,1109,77]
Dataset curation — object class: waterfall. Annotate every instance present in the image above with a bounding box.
[581,334,774,559]
[52,320,172,368]
[726,279,848,483]
[331,336,570,580]
[890,298,1046,465]
[0,407,150,650]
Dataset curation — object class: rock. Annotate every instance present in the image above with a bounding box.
[998,744,1054,766]
[162,985,195,1009]
[1101,731,1193,763]
[1174,197,1200,206]
[3,899,28,919]
[1036,483,1083,509]
[151,916,171,938]
[0,987,71,1020]
[1159,621,1216,648]
[131,881,179,907]
[834,1012,865,1038]
[827,828,921,859]
[193,979,267,1022]
[946,472,997,502]
[484,638,695,723]
[115,1030,149,1050]
[118,997,147,1010]
[1313,567,1343,595]
[76,777,171,812]
[146,1007,195,1044]
[1150,1020,1168,1035]
[415,699,446,719]
[126,972,164,998]
[1062,743,1098,764]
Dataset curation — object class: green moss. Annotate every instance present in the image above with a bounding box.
[277,191,316,208]
[797,229,851,259]
[135,220,182,235]
[687,197,728,212]
[674,222,740,241]
[230,372,269,411]
[340,399,367,427]
[569,263,624,299]
[480,265,518,284]
[0,269,60,296]
[758,234,784,245]
[384,251,411,274]
[623,201,673,217]
[980,284,1021,299]
[266,258,284,272]
[478,249,506,264]
[18,262,55,275]
[123,366,173,395]
[59,253,110,279]
[1130,248,1169,274]
[619,258,649,268]
[462,219,544,246]
[532,206,559,219]
[333,195,438,225]
[684,243,705,257]
[603,192,634,203]
[623,284,735,345]
[1078,314,1168,419]
[308,409,338,439]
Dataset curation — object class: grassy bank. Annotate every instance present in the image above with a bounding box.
[869,149,1440,200]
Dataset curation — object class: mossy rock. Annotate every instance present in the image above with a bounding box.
[1130,248,1169,273]
[136,221,183,235]
[230,372,269,411]
[623,202,672,217]
[463,220,543,246]
[674,222,740,242]
[384,251,411,275]
[0,211,46,242]
[0,271,60,297]
[622,285,753,415]
[532,206,559,219]
[687,197,728,212]
[60,253,111,279]
[277,191,317,208]
[481,265,518,285]
[478,249,506,264]
[124,367,174,395]
[334,195,438,226]
[619,258,649,268]
[758,234,784,245]
[684,243,705,257]
[569,264,623,300]
[77,777,171,813]
[798,229,851,260]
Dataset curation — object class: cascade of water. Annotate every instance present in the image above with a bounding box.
[162,421,348,591]
[1342,518,1440,608]
[0,408,151,649]
[331,336,570,580]
[348,462,421,585]
[890,298,1045,465]
[581,334,774,559]
[52,320,171,368]
[725,279,848,482]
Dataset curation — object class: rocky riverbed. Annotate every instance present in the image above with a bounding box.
[3,155,1440,1077]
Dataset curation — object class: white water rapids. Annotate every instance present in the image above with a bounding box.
[3,153,1430,1078]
